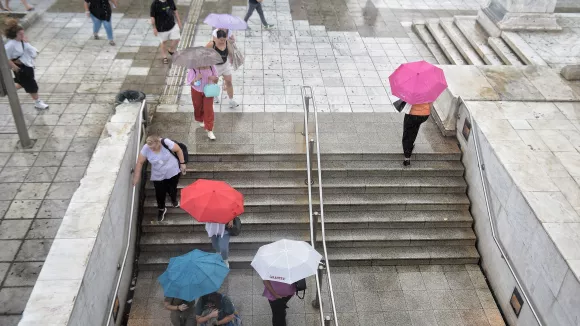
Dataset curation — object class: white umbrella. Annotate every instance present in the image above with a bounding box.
[251,239,322,284]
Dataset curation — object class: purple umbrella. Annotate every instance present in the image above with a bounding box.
[204,13,248,30]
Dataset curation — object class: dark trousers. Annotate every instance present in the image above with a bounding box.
[244,2,268,26]
[269,296,292,326]
[402,114,429,158]
[153,173,180,209]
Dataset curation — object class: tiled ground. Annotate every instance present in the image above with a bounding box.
[129,265,505,326]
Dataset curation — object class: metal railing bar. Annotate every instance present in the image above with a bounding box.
[461,98,543,326]
[105,99,147,326]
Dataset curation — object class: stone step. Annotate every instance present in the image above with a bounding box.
[144,176,468,195]
[501,31,548,66]
[138,246,481,270]
[412,23,451,65]
[488,37,524,66]
[139,228,477,252]
[439,19,485,65]
[425,20,467,65]
[454,16,503,66]
[187,152,462,163]
[142,210,474,232]
[150,160,465,179]
[143,193,471,213]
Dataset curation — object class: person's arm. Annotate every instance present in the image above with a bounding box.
[132,153,147,185]
[84,0,90,17]
[205,41,213,49]
[217,314,235,325]
[196,309,219,324]
[150,4,158,36]
[170,142,186,174]
[110,0,118,7]
[263,280,282,299]
[164,300,189,312]
[227,40,233,63]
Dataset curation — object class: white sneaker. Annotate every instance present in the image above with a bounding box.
[34,100,49,110]
[214,97,220,104]
[207,131,216,140]
[199,122,205,128]
[229,99,239,108]
[224,260,229,268]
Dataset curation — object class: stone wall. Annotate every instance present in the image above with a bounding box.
[457,101,580,326]
[18,103,144,326]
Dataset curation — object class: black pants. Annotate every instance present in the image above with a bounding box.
[402,114,429,158]
[269,296,292,326]
[244,2,268,26]
[153,174,180,209]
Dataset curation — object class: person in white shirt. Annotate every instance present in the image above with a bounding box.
[3,19,48,109]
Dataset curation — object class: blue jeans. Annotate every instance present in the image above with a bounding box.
[90,14,113,40]
[211,232,230,261]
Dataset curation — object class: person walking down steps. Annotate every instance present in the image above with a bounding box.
[3,19,49,110]
[133,135,187,222]
[244,0,274,29]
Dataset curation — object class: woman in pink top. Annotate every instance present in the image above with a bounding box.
[263,280,296,326]
[187,66,218,140]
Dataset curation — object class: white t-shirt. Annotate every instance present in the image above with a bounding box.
[4,39,37,68]
[140,138,181,181]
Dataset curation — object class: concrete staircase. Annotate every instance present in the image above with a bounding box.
[413,16,526,66]
[137,152,480,271]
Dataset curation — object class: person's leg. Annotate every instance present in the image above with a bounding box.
[20,0,33,10]
[269,297,288,326]
[153,180,167,209]
[192,88,204,124]
[223,74,233,100]
[169,311,181,326]
[243,2,257,22]
[160,40,168,60]
[166,173,180,206]
[90,14,102,37]
[210,235,220,253]
[202,95,215,139]
[218,232,230,261]
[255,3,270,26]
[402,114,424,159]
[102,19,114,41]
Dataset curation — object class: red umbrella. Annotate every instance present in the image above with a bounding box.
[181,179,244,223]
[388,60,447,105]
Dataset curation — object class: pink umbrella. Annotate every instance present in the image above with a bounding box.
[388,61,447,105]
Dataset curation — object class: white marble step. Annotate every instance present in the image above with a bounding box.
[412,24,451,65]
[488,37,524,66]
[501,31,548,66]
[439,19,485,65]
[454,16,503,66]
[425,20,467,65]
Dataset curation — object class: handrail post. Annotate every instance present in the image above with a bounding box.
[312,261,325,309]
[302,93,310,136]
[305,139,314,185]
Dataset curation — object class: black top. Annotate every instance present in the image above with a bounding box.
[249,0,259,3]
[85,0,111,21]
[212,41,228,65]
[150,0,177,32]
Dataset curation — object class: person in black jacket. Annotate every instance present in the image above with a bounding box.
[84,0,117,46]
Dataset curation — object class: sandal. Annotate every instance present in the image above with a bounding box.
[168,51,174,56]
[163,58,169,64]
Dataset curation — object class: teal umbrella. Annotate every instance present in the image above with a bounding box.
[158,250,229,301]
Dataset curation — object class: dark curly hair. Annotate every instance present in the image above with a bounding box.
[4,18,23,39]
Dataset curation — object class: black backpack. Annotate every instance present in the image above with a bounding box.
[294,279,307,299]
[161,138,189,164]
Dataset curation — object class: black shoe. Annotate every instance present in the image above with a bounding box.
[403,160,410,166]
[168,51,174,56]
[157,208,167,222]
[172,200,180,208]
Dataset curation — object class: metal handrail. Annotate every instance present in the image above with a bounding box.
[460,98,542,326]
[105,99,148,326]
[301,86,339,326]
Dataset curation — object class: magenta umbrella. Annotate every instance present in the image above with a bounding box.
[388,61,447,105]
[204,13,247,30]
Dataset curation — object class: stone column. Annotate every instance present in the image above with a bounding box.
[478,0,561,32]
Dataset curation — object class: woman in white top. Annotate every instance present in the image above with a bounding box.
[3,19,48,109]
[206,220,234,267]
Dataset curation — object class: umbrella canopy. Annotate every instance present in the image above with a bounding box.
[204,13,247,30]
[172,47,223,69]
[181,179,244,223]
[158,250,229,301]
[388,60,448,105]
[251,239,322,284]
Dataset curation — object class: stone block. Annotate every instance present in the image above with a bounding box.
[561,65,580,81]
[432,88,459,137]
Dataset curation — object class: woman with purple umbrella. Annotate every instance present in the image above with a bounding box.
[388,61,447,166]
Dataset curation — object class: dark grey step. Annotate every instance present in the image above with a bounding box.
[142,210,474,233]
[144,176,468,195]
[188,152,462,162]
[143,193,471,213]
[139,228,477,252]
[138,246,480,270]
[149,160,465,178]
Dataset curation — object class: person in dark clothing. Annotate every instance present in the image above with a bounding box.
[195,292,236,326]
[164,297,196,326]
[84,0,117,45]
[150,0,182,64]
[402,102,432,166]
[263,280,295,326]
[243,0,274,29]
